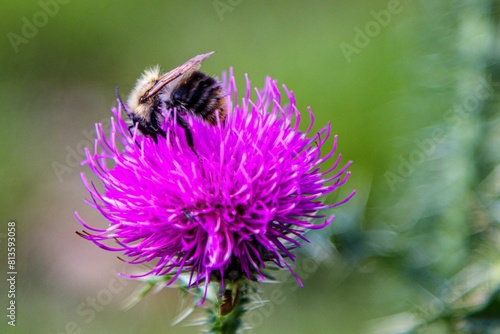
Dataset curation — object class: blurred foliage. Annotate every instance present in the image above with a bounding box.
[1,0,500,333]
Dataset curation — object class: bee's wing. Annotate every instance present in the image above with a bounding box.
[144,51,215,99]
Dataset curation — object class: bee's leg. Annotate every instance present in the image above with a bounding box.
[148,111,167,145]
[127,124,134,137]
[128,121,142,149]
[151,128,166,145]
[150,132,159,144]
[175,114,200,158]
[157,128,167,139]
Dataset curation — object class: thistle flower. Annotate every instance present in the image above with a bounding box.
[75,69,355,306]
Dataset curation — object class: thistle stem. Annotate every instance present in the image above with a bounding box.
[209,288,247,334]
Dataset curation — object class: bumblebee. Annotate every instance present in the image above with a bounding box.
[118,52,227,153]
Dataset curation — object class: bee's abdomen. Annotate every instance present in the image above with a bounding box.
[171,71,226,125]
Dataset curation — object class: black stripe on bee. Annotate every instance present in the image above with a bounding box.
[170,71,224,122]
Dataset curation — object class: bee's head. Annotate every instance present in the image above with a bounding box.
[127,66,162,120]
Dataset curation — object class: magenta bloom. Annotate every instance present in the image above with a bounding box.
[76,70,355,294]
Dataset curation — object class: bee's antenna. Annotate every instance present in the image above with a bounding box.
[175,112,201,159]
[116,86,132,118]
[116,86,142,148]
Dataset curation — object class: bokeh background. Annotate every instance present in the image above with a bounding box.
[1,0,500,333]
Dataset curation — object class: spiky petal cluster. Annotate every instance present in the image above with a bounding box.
[75,70,355,295]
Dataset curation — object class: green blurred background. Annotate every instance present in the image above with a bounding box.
[1,0,500,333]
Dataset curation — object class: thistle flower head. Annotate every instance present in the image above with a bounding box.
[75,69,355,298]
